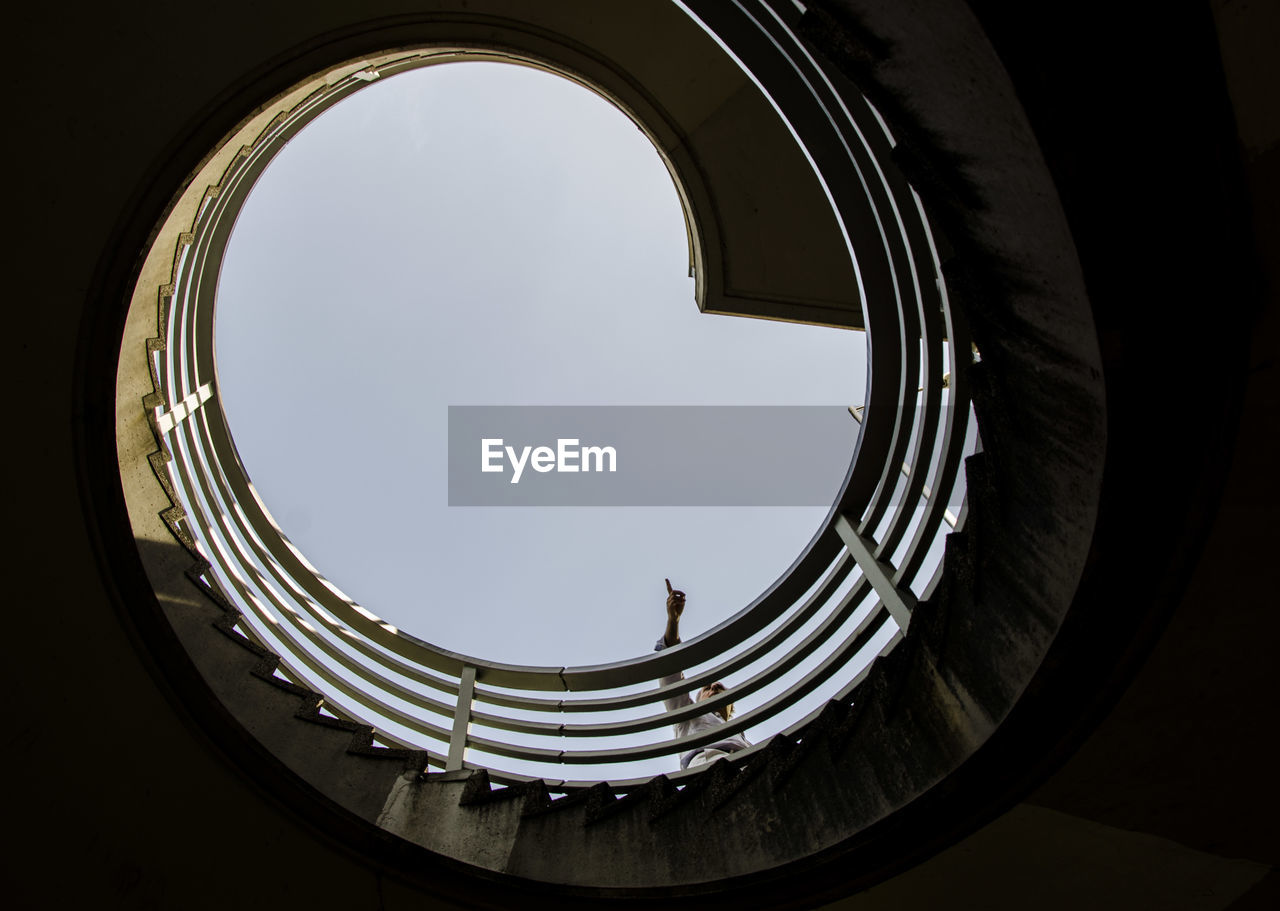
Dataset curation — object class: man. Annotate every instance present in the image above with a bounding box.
[654,579,750,768]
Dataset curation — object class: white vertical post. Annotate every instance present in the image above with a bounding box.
[446,665,476,771]
[835,514,917,632]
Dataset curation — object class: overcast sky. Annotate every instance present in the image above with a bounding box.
[214,61,868,673]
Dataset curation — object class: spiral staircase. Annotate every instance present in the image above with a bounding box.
[8,0,1276,908]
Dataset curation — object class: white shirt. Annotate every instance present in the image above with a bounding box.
[654,637,751,768]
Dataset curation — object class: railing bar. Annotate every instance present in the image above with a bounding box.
[177,417,463,714]
[175,403,471,700]
[456,600,889,766]
[556,578,874,736]
[477,552,856,714]
[466,577,872,739]
[547,608,893,764]
[166,461,457,744]
[850,402,954,527]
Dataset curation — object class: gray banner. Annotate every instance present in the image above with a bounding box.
[448,406,859,506]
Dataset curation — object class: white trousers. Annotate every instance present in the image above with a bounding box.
[688,748,731,767]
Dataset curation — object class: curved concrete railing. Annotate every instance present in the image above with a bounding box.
[141,1,975,790]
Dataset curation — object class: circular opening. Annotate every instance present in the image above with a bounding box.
[214,60,865,667]
[113,9,1004,839]
[101,4,1115,896]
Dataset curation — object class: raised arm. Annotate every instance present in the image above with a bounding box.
[663,578,684,646]
[658,579,692,713]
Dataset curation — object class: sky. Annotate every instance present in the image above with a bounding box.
[214,60,870,676]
